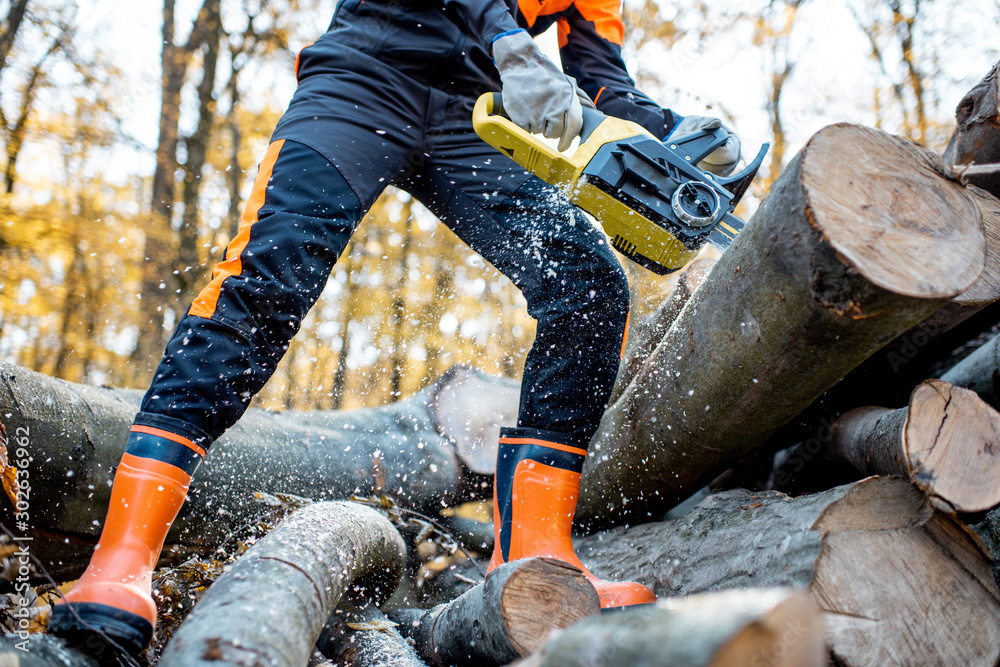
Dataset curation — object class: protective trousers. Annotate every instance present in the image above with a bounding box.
[137,34,630,452]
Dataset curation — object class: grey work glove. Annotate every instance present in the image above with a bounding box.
[671,115,742,176]
[493,29,583,152]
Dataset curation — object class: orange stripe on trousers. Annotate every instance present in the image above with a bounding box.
[190,139,285,319]
[129,424,207,457]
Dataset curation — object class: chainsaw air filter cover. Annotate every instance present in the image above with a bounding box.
[581,136,735,248]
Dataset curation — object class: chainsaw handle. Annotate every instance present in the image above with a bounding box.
[473,93,578,186]
[665,125,729,165]
[488,93,607,147]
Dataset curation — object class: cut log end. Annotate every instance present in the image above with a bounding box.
[500,557,601,655]
[810,478,1000,666]
[802,123,985,298]
[903,379,1000,513]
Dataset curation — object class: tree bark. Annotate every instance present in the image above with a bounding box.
[578,123,986,529]
[610,256,717,405]
[944,59,1000,197]
[0,634,98,666]
[3,33,64,193]
[133,0,216,379]
[0,0,29,77]
[158,501,405,667]
[176,0,222,300]
[771,379,1000,513]
[392,557,600,667]
[576,477,1000,667]
[940,332,1000,409]
[512,588,824,667]
[0,362,517,579]
[316,598,425,667]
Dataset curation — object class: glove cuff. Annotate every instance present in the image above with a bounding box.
[492,29,540,69]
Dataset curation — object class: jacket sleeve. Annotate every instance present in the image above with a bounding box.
[441,0,523,52]
[555,2,680,138]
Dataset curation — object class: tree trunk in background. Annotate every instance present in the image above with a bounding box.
[332,240,361,410]
[577,477,1000,667]
[132,0,213,381]
[390,209,413,402]
[513,589,825,667]
[0,0,29,77]
[578,124,985,529]
[176,0,221,300]
[4,34,63,194]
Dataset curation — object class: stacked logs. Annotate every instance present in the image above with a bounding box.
[2,62,1000,667]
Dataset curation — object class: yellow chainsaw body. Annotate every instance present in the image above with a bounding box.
[472,93,696,273]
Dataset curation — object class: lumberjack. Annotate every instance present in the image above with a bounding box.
[47,0,741,656]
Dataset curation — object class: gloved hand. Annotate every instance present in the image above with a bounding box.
[493,29,582,152]
[670,115,742,176]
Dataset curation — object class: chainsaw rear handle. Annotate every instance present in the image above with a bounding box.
[488,93,607,146]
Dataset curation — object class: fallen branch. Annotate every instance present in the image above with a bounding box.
[158,501,406,667]
[579,124,986,528]
[512,589,825,667]
[392,557,600,667]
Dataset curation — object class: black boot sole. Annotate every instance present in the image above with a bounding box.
[47,602,152,659]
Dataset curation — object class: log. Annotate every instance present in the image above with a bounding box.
[575,476,1000,666]
[771,379,1000,513]
[0,362,516,578]
[944,59,1000,197]
[610,256,717,405]
[512,588,825,667]
[158,501,406,667]
[316,598,425,667]
[391,557,600,667]
[940,332,1000,409]
[579,123,986,528]
[0,634,99,666]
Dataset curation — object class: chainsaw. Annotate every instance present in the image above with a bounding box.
[472,93,769,275]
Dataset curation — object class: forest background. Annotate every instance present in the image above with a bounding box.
[0,0,996,411]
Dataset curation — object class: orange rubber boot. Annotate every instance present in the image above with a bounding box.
[47,424,205,655]
[487,427,656,608]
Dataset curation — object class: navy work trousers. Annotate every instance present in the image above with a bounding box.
[137,30,630,450]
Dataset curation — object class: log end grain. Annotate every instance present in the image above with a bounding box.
[904,379,1000,513]
[500,558,601,656]
[810,477,1000,666]
[430,365,519,475]
[802,124,985,299]
[956,187,1000,305]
